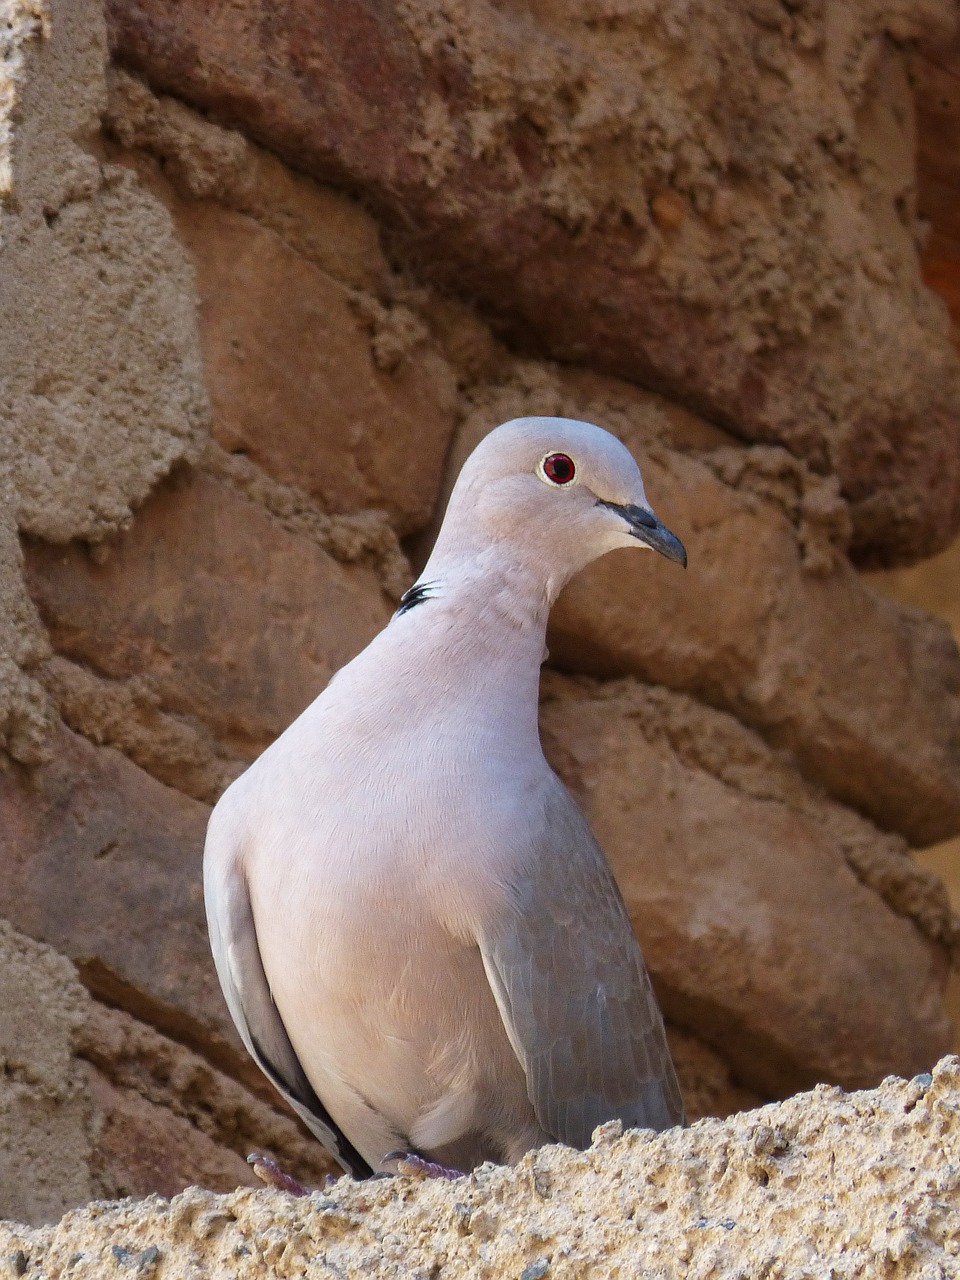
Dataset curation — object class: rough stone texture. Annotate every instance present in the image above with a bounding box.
[0,0,207,544]
[36,654,239,806]
[540,672,954,1095]
[0,501,56,766]
[24,468,395,762]
[104,0,960,565]
[2,1058,958,1278]
[177,202,458,537]
[101,67,391,295]
[448,368,960,846]
[0,920,95,1227]
[73,999,339,1205]
[0,918,342,1226]
[0,0,208,766]
[917,837,960,1055]
[868,534,960,1053]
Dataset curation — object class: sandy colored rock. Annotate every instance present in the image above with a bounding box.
[0,499,56,765]
[445,371,960,846]
[2,1058,958,1278]
[867,532,960,1053]
[0,0,207,545]
[540,672,953,1096]
[75,1000,339,1202]
[24,468,394,761]
[2,159,207,542]
[37,654,240,805]
[202,443,411,600]
[83,1072,256,1205]
[0,920,95,1227]
[917,837,960,1054]
[105,0,960,564]
[0,0,208,765]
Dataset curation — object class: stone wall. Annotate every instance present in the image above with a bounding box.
[1,0,959,1228]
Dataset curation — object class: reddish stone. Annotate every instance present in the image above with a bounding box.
[24,470,394,759]
[85,1067,259,1199]
[0,726,236,1065]
[104,0,960,564]
[914,27,960,263]
[913,27,960,349]
[174,204,457,537]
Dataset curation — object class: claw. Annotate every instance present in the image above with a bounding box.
[382,1150,464,1180]
[248,1152,309,1196]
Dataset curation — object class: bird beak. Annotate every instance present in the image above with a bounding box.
[599,501,688,567]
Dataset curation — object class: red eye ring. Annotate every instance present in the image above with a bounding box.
[541,452,576,485]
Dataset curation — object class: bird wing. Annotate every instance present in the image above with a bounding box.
[203,825,373,1178]
[479,781,684,1149]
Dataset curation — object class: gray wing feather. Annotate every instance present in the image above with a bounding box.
[480,782,684,1149]
[203,830,372,1177]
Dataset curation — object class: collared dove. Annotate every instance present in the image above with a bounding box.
[204,416,687,1180]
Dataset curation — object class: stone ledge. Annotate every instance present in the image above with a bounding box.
[2,1058,957,1277]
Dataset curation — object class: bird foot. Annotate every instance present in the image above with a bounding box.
[247,1152,310,1196]
[382,1151,464,1180]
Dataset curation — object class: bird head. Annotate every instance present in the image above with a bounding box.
[428,417,686,601]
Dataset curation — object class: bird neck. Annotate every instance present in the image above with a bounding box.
[393,546,554,749]
[418,542,554,645]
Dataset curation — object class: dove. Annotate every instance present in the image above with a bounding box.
[204,416,687,1180]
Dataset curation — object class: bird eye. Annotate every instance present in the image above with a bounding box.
[540,453,577,486]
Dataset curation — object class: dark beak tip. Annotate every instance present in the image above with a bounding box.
[598,499,688,569]
[664,542,687,570]
[649,522,687,570]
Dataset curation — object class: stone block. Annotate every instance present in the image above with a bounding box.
[0,729,231,1062]
[24,469,394,760]
[173,203,458,536]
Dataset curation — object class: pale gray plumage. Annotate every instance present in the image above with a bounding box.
[480,787,682,1148]
[203,415,686,1177]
